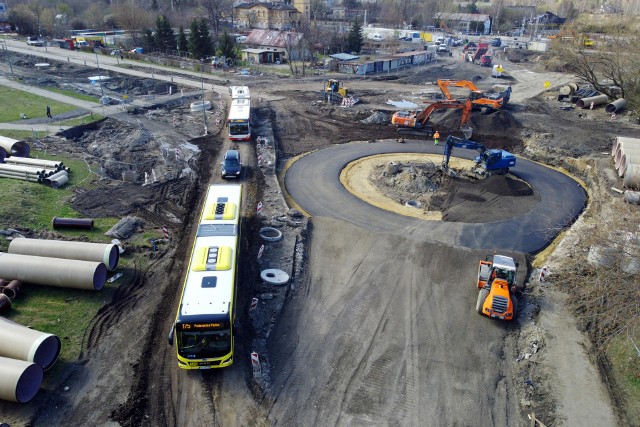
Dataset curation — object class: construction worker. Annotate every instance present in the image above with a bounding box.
[433,130,440,145]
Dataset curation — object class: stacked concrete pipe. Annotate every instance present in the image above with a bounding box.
[8,238,120,271]
[3,157,64,169]
[0,317,61,370]
[0,136,30,157]
[0,356,43,403]
[615,140,640,173]
[0,253,107,290]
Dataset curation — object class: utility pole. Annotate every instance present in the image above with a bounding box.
[95,53,106,116]
[200,59,208,135]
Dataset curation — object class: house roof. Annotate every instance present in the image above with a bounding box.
[434,12,490,22]
[245,29,303,48]
[330,53,359,61]
[236,1,298,11]
[534,11,566,24]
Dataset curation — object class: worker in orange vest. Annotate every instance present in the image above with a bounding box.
[433,130,440,145]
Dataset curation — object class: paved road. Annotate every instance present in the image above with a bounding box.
[285,140,587,253]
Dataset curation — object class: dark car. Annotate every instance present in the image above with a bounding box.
[221,149,242,179]
[491,37,502,47]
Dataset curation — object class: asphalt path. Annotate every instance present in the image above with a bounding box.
[285,139,587,253]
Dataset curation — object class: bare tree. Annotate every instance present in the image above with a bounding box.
[113,0,153,46]
[199,0,233,35]
[548,20,640,106]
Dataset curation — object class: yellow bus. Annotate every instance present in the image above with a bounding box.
[168,184,242,369]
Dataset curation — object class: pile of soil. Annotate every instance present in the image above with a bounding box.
[369,160,538,222]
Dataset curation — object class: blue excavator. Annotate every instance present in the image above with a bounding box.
[442,135,516,175]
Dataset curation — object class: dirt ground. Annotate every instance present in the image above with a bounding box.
[1,45,639,426]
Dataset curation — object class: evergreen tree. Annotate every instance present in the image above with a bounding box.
[346,17,363,54]
[188,18,213,60]
[219,31,236,59]
[154,15,176,50]
[177,26,188,53]
[142,28,155,51]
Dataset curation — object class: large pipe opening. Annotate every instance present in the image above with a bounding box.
[0,317,62,370]
[8,238,120,271]
[0,137,30,157]
[0,357,43,403]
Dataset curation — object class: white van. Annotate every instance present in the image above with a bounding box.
[368,33,384,42]
[235,36,248,43]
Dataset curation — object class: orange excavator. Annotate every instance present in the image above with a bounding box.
[391,99,473,137]
[437,79,511,112]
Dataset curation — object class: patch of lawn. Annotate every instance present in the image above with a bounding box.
[58,114,104,126]
[0,148,127,366]
[42,86,99,104]
[0,86,79,122]
[0,129,49,139]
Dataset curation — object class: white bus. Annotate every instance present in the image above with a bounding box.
[227,98,251,141]
[168,184,242,369]
[229,85,250,100]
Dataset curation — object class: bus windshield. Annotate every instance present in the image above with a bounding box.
[177,329,231,358]
[229,122,249,136]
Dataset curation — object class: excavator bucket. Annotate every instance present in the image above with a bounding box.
[477,260,492,288]
[461,125,474,139]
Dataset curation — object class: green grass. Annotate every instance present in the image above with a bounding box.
[58,114,104,126]
[0,148,127,365]
[0,129,49,139]
[0,86,79,122]
[42,86,99,103]
[608,336,640,422]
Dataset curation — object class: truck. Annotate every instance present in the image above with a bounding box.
[26,37,44,47]
[441,135,516,175]
[475,254,519,320]
[464,43,489,64]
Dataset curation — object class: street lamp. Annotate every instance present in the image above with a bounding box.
[200,59,208,135]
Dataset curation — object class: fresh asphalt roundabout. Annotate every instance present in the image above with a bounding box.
[285,139,587,253]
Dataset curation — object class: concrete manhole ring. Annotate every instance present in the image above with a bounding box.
[260,269,289,286]
[259,227,283,242]
[190,101,212,112]
[405,200,422,208]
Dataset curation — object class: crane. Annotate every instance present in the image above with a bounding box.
[442,135,516,174]
[391,99,473,137]
[437,79,511,112]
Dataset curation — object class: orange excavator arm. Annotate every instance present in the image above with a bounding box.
[437,79,481,100]
[415,99,473,126]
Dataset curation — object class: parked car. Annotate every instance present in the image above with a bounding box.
[221,149,242,179]
[491,37,502,47]
[436,45,451,54]
[26,37,44,47]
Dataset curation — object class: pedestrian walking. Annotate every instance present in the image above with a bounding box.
[46,106,52,118]
[433,130,440,146]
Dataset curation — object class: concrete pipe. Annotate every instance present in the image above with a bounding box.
[0,163,49,175]
[615,147,640,171]
[0,253,107,291]
[619,154,640,177]
[559,85,572,96]
[9,238,120,271]
[44,170,68,185]
[49,174,69,189]
[0,136,30,157]
[0,169,45,179]
[0,317,61,370]
[0,356,43,403]
[4,157,62,169]
[575,94,609,109]
[605,98,627,114]
[614,137,640,159]
[0,294,10,312]
[623,164,640,189]
[52,217,94,230]
[1,279,23,299]
[0,173,41,183]
[0,146,7,163]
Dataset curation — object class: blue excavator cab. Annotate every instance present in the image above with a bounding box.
[442,135,516,173]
